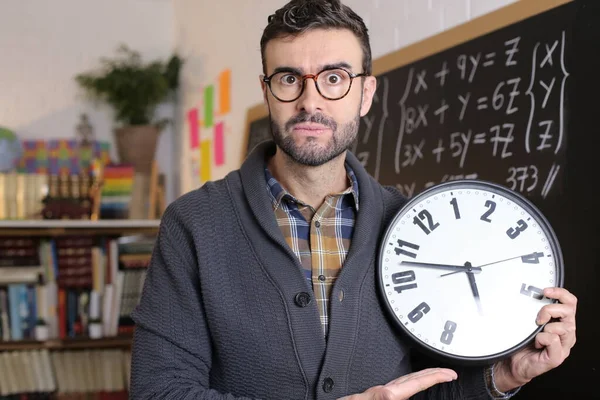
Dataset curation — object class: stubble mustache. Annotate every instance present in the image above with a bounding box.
[284,111,338,133]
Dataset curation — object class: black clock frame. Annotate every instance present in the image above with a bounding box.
[376,179,565,366]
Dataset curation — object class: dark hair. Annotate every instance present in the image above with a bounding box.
[260,0,372,76]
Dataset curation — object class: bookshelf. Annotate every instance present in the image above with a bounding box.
[0,219,158,398]
[0,219,160,237]
[0,335,133,352]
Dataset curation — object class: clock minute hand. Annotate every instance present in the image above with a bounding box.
[400,261,482,274]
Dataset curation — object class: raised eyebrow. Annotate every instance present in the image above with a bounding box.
[270,66,303,76]
[319,62,353,71]
[270,62,354,76]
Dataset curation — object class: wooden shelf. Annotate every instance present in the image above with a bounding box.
[0,219,160,236]
[0,335,132,351]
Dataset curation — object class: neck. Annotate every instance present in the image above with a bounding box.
[268,148,349,210]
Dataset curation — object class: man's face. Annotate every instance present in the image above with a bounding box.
[261,28,376,166]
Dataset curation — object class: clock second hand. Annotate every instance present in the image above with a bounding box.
[439,254,533,278]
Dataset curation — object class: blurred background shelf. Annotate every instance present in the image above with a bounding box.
[0,219,160,236]
[0,335,132,351]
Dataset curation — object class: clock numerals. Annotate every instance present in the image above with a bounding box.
[392,270,418,294]
[521,251,545,264]
[507,219,528,239]
[520,283,544,300]
[440,320,457,345]
[480,200,496,222]
[408,301,430,323]
[413,210,440,235]
[394,239,420,258]
[450,197,461,219]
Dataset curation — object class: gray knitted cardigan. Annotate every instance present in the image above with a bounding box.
[130,141,492,400]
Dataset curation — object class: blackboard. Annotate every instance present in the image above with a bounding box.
[243,104,270,161]
[243,1,599,397]
[354,12,570,200]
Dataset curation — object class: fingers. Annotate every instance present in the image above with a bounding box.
[537,287,577,325]
[536,303,572,325]
[389,367,457,385]
[536,287,577,351]
[543,322,568,337]
[502,288,577,386]
[542,319,576,348]
[543,287,577,308]
[381,368,457,399]
[534,332,564,369]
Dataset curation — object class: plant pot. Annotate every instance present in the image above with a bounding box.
[114,125,161,174]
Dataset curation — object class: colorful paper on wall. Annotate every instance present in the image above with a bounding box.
[218,69,231,116]
[214,122,225,166]
[200,141,211,182]
[204,85,214,128]
[188,108,200,148]
[185,68,233,188]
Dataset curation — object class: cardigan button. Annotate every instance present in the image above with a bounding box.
[294,292,312,307]
[322,377,335,393]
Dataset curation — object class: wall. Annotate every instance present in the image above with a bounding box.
[173,0,518,194]
[0,0,177,203]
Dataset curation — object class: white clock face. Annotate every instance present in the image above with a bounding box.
[378,180,563,362]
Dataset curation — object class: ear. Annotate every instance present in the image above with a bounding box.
[260,75,269,104]
[359,76,377,117]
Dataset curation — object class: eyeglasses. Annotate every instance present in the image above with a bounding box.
[263,67,368,102]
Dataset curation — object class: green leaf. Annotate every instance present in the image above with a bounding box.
[74,43,184,126]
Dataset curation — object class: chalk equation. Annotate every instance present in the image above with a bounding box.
[353,26,569,200]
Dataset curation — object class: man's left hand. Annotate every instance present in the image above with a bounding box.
[493,287,577,393]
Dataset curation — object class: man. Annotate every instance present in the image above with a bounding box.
[130,1,577,399]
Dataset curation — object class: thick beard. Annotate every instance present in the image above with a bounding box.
[270,110,360,167]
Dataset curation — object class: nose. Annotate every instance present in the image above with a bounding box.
[296,77,323,114]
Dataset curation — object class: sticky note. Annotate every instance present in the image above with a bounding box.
[204,86,214,128]
[214,122,225,166]
[200,140,211,182]
[188,108,199,148]
[218,69,231,116]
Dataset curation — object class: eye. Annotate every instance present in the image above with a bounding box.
[324,71,344,85]
[279,74,299,85]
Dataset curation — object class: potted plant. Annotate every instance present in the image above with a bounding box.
[75,44,183,174]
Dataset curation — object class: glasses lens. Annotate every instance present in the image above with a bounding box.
[269,72,303,101]
[268,69,354,101]
[316,69,352,100]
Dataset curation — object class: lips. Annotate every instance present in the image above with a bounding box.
[292,123,331,133]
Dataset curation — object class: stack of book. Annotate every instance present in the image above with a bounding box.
[0,348,130,399]
[0,173,48,220]
[0,234,155,342]
[99,165,134,220]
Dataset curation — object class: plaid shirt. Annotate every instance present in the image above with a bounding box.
[265,163,512,399]
[265,164,359,336]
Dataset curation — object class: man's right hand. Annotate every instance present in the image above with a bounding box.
[338,368,457,400]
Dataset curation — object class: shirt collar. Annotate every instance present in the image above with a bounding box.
[265,163,360,212]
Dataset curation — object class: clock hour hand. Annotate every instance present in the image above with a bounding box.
[400,261,482,274]
[466,270,484,316]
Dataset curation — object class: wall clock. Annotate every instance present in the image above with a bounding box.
[377,179,564,365]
